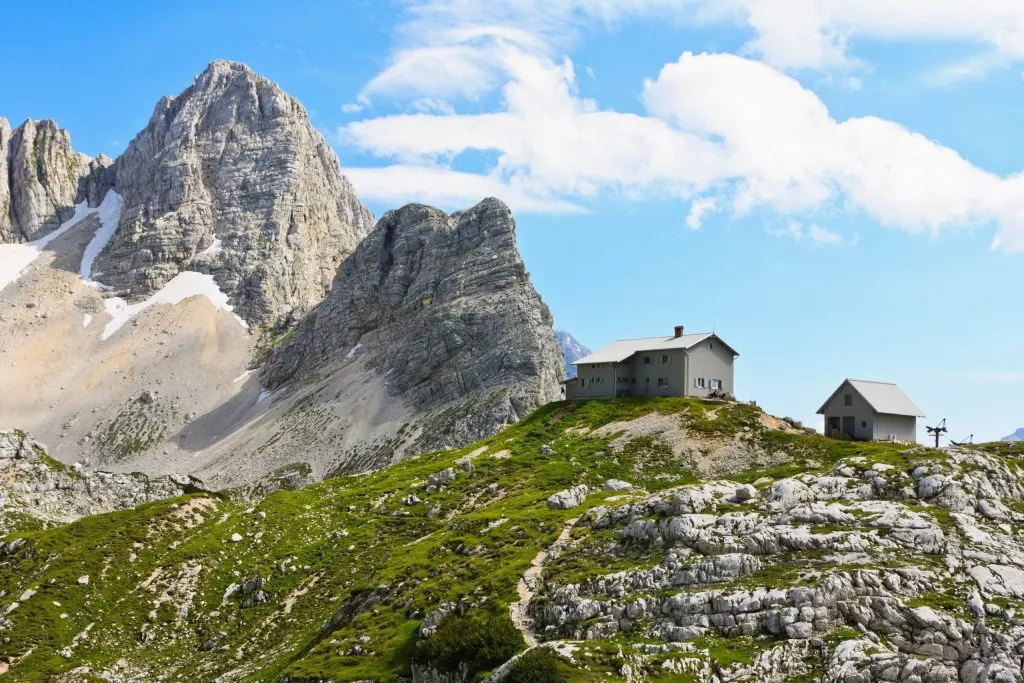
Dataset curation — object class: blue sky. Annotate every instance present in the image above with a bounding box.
[4,0,1024,441]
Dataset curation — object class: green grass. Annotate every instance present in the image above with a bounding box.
[0,397,989,681]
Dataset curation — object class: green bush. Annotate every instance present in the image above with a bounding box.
[416,612,525,678]
[503,647,571,683]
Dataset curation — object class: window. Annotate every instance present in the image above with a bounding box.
[694,377,706,389]
[844,394,853,407]
[710,379,723,390]
[658,377,669,387]
[661,354,670,364]
[645,377,650,383]
[861,421,867,428]
[631,378,636,384]
[580,379,586,387]
[709,342,715,350]
[643,355,652,365]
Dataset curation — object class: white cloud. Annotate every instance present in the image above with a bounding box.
[409,98,457,115]
[343,164,584,214]
[924,51,1011,87]
[767,221,853,246]
[341,102,364,114]
[371,0,1024,96]
[807,224,852,246]
[344,50,1024,250]
[685,196,718,230]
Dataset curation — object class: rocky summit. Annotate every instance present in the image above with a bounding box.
[0,117,113,243]
[95,60,375,327]
[263,197,564,454]
[3,399,1024,681]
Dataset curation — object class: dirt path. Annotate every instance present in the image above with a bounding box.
[509,516,578,647]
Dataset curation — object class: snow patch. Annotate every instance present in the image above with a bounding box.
[345,343,363,360]
[257,389,272,403]
[79,190,123,288]
[82,314,93,328]
[0,201,93,292]
[101,271,247,340]
[233,369,256,383]
[198,236,223,256]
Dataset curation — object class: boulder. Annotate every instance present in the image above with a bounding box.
[547,485,589,510]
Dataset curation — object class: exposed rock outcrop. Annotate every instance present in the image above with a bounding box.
[93,59,374,327]
[262,198,564,456]
[0,429,204,533]
[0,118,110,243]
[534,443,1024,681]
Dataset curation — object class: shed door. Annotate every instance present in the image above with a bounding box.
[842,416,855,439]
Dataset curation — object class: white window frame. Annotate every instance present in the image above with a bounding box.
[694,377,706,389]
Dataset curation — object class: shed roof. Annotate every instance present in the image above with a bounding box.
[572,332,737,365]
[817,379,925,417]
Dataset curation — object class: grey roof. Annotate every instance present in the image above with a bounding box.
[817,379,925,417]
[572,333,736,365]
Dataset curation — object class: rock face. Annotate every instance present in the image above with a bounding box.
[555,330,590,379]
[93,60,374,327]
[537,441,1024,682]
[0,118,111,243]
[263,198,564,455]
[0,429,204,533]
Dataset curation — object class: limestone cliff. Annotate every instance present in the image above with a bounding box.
[0,118,111,243]
[262,197,564,459]
[94,60,374,327]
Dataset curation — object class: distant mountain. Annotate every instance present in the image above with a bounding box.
[555,329,590,378]
[1001,428,1024,442]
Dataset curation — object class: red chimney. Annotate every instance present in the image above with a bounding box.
[674,325,684,338]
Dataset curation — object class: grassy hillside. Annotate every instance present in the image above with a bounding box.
[0,398,1017,681]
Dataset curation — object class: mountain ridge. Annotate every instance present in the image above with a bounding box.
[1001,427,1024,442]
[0,60,565,489]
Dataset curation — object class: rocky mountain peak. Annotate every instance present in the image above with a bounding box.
[260,196,564,466]
[0,117,109,243]
[555,329,590,378]
[92,59,374,327]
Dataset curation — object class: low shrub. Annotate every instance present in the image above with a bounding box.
[503,647,571,683]
[416,612,524,678]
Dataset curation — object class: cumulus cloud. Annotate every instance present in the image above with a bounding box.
[336,1,1024,249]
[343,50,1024,250]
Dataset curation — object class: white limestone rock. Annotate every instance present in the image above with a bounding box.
[547,485,589,510]
[93,60,374,327]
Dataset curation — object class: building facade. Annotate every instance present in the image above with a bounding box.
[817,379,924,443]
[564,326,738,399]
